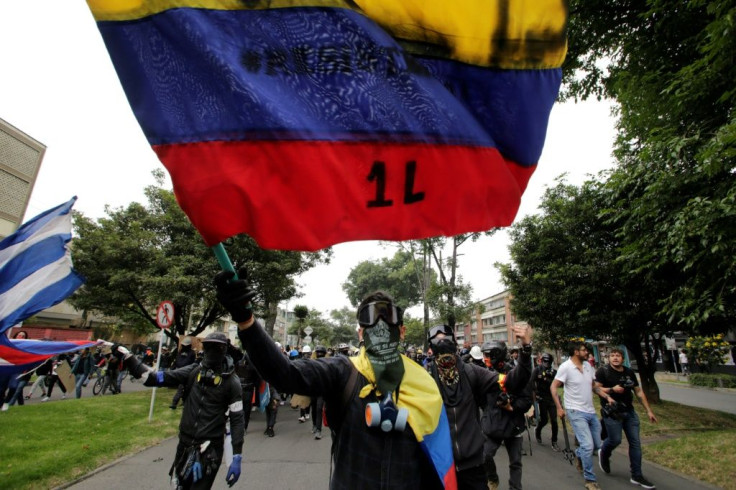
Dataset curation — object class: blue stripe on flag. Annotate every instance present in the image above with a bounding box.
[0,235,71,295]
[0,197,84,334]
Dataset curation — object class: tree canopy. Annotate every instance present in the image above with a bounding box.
[70,172,329,341]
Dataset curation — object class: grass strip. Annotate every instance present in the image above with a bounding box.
[0,389,179,489]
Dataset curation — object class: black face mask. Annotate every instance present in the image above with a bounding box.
[202,344,226,369]
[431,338,456,356]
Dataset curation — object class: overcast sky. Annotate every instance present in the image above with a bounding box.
[1,2,617,317]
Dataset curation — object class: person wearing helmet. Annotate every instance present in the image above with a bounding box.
[216,271,456,489]
[170,337,197,409]
[531,353,560,451]
[507,345,520,369]
[479,339,535,490]
[112,332,245,489]
[301,345,312,358]
[481,341,509,373]
[468,345,485,368]
[428,324,533,490]
[336,343,350,357]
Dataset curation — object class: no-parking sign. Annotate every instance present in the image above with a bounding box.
[156,301,175,329]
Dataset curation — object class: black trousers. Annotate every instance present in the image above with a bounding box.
[484,435,524,490]
[456,464,488,490]
[310,396,324,431]
[242,387,254,431]
[535,399,558,443]
[173,440,224,490]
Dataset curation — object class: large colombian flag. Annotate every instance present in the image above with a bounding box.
[86,1,567,251]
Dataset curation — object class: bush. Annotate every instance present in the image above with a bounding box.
[685,334,731,372]
[689,373,736,389]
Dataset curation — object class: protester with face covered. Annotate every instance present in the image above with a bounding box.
[479,337,534,490]
[427,324,532,489]
[531,353,560,451]
[215,268,456,490]
[112,332,245,490]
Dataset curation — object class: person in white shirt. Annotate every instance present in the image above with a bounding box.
[551,340,615,490]
[678,350,689,375]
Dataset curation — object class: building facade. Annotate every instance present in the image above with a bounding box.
[457,290,528,347]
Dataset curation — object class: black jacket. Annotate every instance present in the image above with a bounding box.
[238,321,443,490]
[137,358,245,454]
[429,357,497,471]
[481,351,533,440]
[531,366,557,403]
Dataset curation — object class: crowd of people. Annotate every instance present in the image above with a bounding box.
[2,273,661,490]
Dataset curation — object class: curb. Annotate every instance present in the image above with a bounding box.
[641,457,723,489]
[53,436,178,489]
[657,380,736,394]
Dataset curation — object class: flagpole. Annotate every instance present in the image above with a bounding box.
[148,331,165,422]
[212,243,237,277]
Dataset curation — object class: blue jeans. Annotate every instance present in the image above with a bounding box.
[601,410,642,478]
[567,409,602,482]
[75,373,89,398]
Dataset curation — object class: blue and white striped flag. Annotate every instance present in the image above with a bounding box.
[0,197,85,334]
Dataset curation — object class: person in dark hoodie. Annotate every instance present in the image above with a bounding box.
[215,270,455,490]
[480,340,534,490]
[170,337,197,409]
[427,324,533,490]
[113,332,245,489]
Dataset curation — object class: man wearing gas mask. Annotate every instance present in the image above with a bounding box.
[427,325,531,489]
[479,338,534,490]
[215,269,456,489]
[531,353,560,451]
[595,348,657,489]
[111,332,245,489]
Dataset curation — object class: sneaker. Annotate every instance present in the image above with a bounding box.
[575,456,584,475]
[536,434,543,444]
[264,427,275,437]
[315,430,322,440]
[24,395,31,400]
[298,416,306,423]
[1,403,9,412]
[305,414,310,420]
[61,393,67,399]
[584,481,600,490]
[42,396,50,402]
[311,426,317,434]
[599,450,610,474]
[169,404,177,410]
[551,442,561,452]
[630,475,655,489]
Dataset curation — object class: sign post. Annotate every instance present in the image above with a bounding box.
[149,301,174,422]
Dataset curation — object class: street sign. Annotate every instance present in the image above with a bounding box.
[156,301,175,329]
[304,335,312,343]
[665,336,677,351]
[303,326,313,336]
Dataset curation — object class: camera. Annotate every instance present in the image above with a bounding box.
[601,401,621,419]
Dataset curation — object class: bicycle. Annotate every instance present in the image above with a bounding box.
[92,368,113,396]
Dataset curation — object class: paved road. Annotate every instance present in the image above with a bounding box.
[64,407,719,490]
[658,382,736,415]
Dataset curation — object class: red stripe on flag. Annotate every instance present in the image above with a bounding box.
[155,141,536,250]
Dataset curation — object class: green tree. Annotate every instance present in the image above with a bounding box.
[498,179,665,401]
[402,315,426,348]
[564,0,736,332]
[328,307,359,346]
[71,172,329,342]
[342,250,426,311]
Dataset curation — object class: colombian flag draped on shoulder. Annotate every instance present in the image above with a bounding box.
[86,0,567,251]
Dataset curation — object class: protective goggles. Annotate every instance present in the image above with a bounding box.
[428,325,454,344]
[357,301,403,327]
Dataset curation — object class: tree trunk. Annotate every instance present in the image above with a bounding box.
[263,301,278,337]
[625,338,661,404]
